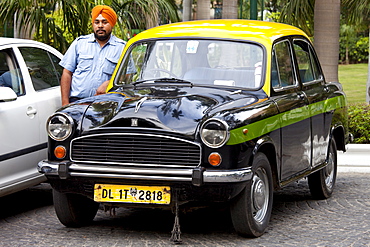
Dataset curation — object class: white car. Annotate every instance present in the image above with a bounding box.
[0,38,63,197]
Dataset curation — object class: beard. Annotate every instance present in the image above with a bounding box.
[94,29,111,41]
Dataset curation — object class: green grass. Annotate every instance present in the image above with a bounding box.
[338,63,368,104]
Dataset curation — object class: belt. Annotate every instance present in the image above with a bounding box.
[69,97,82,103]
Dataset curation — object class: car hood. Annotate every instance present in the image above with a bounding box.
[70,86,265,136]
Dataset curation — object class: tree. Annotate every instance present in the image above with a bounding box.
[197,0,210,20]
[278,0,314,36]
[223,0,238,19]
[343,0,370,104]
[279,0,368,99]
[0,0,180,52]
[0,0,91,52]
[314,0,341,83]
[340,24,357,65]
[279,0,341,82]
[111,0,180,32]
[278,0,341,83]
[182,0,193,21]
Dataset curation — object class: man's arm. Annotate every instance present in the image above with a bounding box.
[60,68,73,106]
[95,80,110,95]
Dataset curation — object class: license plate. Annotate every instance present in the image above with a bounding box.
[94,184,171,204]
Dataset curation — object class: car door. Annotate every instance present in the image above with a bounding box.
[0,42,62,196]
[270,39,312,183]
[292,39,331,167]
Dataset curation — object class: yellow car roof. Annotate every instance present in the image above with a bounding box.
[127,19,309,47]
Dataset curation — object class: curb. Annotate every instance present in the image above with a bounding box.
[337,144,370,173]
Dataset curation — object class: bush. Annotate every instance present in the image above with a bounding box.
[348,103,370,144]
[339,36,369,64]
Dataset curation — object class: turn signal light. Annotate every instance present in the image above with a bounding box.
[54,146,67,159]
[208,152,222,166]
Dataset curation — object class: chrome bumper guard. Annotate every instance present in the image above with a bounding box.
[38,160,252,186]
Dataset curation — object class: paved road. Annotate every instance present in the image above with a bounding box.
[0,145,369,247]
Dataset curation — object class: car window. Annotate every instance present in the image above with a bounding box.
[0,49,25,96]
[293,40,322,83]
[19,47,62,91]
[271,41,295,89]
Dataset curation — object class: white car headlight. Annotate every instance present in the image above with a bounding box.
[47,113,74,141]
[200,119,229,148]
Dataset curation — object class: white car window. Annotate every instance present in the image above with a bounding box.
[0,49,24,96]
[19,47,62,91]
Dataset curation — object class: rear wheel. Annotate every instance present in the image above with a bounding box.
[308,138,337,199]
[230,153,273,237]
[53,189,99,227]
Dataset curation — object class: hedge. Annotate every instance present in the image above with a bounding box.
[348,103,370,144]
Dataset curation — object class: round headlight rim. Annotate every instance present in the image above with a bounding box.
[46,112,74,141]
[200,118,230,148]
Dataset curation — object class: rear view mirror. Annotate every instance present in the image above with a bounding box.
[0,87,17,102]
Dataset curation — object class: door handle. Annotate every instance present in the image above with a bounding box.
[26,106,37,117]
[297,93,306,100]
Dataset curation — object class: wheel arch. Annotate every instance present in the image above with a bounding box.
[331,125,346,152]
[253,137,279,191]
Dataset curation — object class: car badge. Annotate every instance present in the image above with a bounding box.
[131,118,138,127]
[135,96,147,113]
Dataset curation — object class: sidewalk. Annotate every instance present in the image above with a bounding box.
[337,144,370,173]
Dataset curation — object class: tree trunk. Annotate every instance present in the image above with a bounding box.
[367,26,370,104]
[314,0,341,82]
[183,0,193,21]
[196,0,210,20]
[222,0,238,19]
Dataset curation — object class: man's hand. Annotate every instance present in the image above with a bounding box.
[95,80,110,95]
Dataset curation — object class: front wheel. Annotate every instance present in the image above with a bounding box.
[53,190,99,227]
[230,153,273,237]
[308,138,337,199]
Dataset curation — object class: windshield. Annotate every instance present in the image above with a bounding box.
[116,39,264,89]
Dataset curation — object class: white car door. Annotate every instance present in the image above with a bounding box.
[0,41,62,196]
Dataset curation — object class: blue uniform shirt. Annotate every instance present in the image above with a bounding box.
[59,33,126,98]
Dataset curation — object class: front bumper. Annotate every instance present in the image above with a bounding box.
[38,160,252,186]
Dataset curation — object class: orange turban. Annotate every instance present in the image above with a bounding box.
[91,5,117,27]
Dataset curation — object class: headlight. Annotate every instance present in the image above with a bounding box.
[200,119,229,148]
[47,113,74,141]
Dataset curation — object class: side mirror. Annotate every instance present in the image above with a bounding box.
[0,87,17,102]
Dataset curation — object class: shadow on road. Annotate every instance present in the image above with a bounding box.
[0,183,53,219]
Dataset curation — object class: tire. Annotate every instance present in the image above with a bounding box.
[230,153,273,237]
[308,138,337,199]
[53,189,99,227]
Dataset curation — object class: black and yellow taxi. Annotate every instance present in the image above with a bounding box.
[38,20,349,239]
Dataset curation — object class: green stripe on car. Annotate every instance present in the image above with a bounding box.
[227,95,346,145]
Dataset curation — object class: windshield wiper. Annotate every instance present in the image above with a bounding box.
[154,78,193,85]
[132,78,193,86]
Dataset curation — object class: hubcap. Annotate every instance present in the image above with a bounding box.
[251,168,269,223]
[252,178,266,211]
[325,152,335,190]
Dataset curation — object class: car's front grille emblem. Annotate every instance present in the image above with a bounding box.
[131,118,138,127]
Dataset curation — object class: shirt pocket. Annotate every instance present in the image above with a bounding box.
[76,54,94,73]
[102,57,119,76]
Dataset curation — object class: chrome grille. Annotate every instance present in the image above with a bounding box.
[71,133,201,167]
